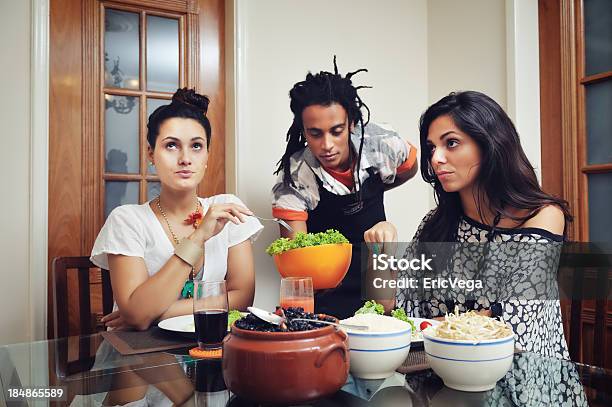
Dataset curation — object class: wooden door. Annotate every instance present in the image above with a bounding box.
[48,0,225,338]
[539,0,612,367]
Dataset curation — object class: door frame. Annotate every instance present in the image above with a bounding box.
[31,0,51,341]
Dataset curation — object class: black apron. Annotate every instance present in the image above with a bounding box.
[307,168,386,319]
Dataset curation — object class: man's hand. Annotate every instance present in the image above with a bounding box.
[364,221,399,303]
[364,221,398,254]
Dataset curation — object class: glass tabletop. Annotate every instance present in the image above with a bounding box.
[0,334,610,406]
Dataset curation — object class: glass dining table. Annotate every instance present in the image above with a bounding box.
[0,333,610,406]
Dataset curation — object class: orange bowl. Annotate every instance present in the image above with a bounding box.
[273,243,352,289]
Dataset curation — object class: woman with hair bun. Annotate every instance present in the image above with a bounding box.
[91,88,262,331]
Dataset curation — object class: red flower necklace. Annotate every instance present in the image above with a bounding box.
[185,207,203,228]
[184,201,203,228]
[157,196,203,234]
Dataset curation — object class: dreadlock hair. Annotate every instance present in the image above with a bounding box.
[274,56,372,188]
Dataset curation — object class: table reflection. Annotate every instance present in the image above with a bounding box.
[1,334,609,406]
[406,352,589,406]
[188,358,230,406]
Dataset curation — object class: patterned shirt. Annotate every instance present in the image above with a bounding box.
[271,122,417,221]
[397,211,570,360]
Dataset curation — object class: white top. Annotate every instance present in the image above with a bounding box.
[90,194,263,283]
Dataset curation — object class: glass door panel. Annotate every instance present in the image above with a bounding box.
[105,181,140,218]
[585,80,612,165]
[146,98,171,174]
[104,9,140,89]
[146,15,179,92]
[588,173,612,241]
[147,181,161,201]
[104,95,140,174]
[583,1,612,242]
[584,0,612,75]
[147,97,170,117]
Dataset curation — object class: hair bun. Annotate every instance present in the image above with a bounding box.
[172,88,210,114]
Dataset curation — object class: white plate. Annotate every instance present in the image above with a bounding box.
[158,313,248,337]
[158,314,195,336]
[411,318,440,345]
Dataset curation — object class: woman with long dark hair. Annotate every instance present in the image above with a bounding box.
[416,91,570,242]
[271,57,419,319]
[397,91,572,359]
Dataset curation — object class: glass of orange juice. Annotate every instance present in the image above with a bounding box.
[280,277,314,313]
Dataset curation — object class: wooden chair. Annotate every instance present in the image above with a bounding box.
[51,256,113,377]
[559,245,612,368]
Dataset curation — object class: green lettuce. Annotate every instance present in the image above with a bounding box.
[391,307,416,332]
[354,301,417,332]
[355,300,385,315]
[228,310,243,328]
[266,229,348,255]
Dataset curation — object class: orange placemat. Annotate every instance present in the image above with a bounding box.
[189,347,222,359]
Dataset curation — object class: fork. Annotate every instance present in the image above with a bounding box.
[252,215,294,233]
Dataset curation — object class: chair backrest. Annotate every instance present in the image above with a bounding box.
[560,246,612,368]
[52,256,113,339]
[51,256,114,378]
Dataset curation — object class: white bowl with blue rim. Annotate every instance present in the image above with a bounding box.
[422,327,515,392]
[340,314,412,379]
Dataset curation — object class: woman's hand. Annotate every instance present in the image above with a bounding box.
[364,221,398,254]
[195,204,253,242]
[101,310,132,330]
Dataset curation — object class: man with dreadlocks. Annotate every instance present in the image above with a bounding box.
[271,57,418,319]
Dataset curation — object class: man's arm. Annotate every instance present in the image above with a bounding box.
[280,220,307,239]
[384,159,419,191]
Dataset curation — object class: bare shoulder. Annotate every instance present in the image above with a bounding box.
[522,205,565,235]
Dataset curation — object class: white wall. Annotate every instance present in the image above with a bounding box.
[505,0,541,180]
[427,0,507,210]
[0,0,32,345]
[428,0,508,106]
[427,0,541,180]
[232,0,430,311]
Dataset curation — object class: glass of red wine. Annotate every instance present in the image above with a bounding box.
[193,280,228,350]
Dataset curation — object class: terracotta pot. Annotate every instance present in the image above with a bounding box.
[273,243,352,289]
[222,323,350,404]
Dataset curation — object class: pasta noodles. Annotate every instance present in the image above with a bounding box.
[428,308,513,341]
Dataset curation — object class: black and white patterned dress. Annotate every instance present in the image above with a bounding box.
[396,212,570,360]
